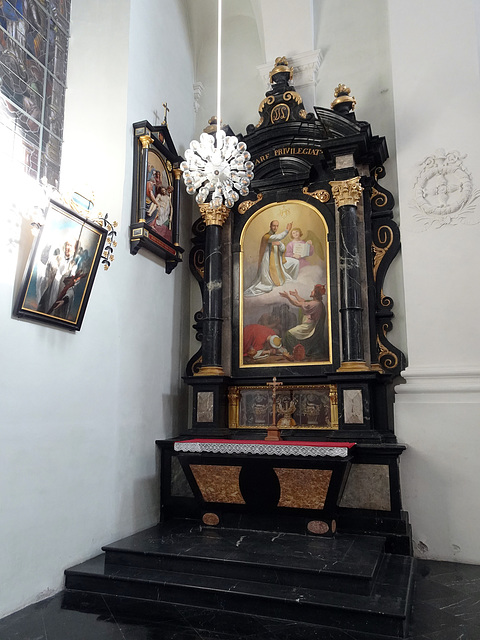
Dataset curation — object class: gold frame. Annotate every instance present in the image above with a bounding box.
[239,200,333,368]
[228,384,338,431]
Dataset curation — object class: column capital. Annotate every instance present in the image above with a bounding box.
[199,204,230,227]
[139,134,153,150]
[329,176,363,207]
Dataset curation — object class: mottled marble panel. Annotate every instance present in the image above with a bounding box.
[171,456,194,498]
[343,389,364,424]
[189,464,245,504]
[339,464,391,511]
[274,468,332,509]
[196,391,214,422]
[335,154,355,169]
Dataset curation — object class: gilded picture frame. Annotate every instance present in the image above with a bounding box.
[238,200,333,370]
[228,384,339,431]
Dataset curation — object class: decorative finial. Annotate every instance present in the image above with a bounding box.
[331,84,356,114]
[203,116,224,135]
[162,102,170,126]
[269,56,294,84]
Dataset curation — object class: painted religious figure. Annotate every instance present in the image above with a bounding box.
[18,201,105,328]
[240,201,331,367]
[145,150,174,243]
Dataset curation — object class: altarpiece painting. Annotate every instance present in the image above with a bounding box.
[240,200,331,368]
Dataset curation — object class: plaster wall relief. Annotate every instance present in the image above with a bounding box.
[193,82,204,114]
[411,149,480,229]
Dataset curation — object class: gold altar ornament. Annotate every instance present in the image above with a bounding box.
[269,56,294,83]
[329,177,363,208]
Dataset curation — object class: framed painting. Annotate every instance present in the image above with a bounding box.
[130,120,184,273]
[238,200,333,369]
[14,200,107,331]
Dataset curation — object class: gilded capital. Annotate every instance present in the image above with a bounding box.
[173,167,182,180]
[199,203,230,227]
[329,177,363,207]
[139,134,153,149]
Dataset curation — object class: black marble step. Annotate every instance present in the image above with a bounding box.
[64,551,415,638]
[101,521,386,595]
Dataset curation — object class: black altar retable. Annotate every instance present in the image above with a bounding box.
[172,62,410,551]
[64,61,414,637]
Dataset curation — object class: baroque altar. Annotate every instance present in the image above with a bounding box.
[159,60,410,554]
[64,59,415,639]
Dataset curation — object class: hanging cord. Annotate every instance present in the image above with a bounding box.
[216,0,222,147]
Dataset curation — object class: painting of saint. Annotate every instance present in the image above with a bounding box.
[240,201,330,367]
[145,150,174,243]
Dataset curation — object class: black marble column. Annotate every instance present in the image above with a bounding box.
[197,205,229,376]
[330,177,369,371]
[339,203,364,362]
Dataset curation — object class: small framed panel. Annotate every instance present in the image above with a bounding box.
[228,384,338,431]
[130,120,184,272]
[14,200,107,331]
[235,199,335,374]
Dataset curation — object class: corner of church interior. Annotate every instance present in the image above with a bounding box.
[1,0,480,625]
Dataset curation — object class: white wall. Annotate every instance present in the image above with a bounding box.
[0,0,194,618]
[188,0,264,139]
[389,0,480,562]
[2,0,479,621]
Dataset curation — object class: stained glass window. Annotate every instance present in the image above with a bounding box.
[0,0,70,186]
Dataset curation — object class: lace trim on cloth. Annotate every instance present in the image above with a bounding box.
[173,441,351,457]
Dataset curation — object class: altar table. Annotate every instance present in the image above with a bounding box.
[159,439,356,536]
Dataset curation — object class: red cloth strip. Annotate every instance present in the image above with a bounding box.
[176,439,355,448]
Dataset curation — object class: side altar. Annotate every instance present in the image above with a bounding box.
[158,60,410,555]
[65,60,414,638]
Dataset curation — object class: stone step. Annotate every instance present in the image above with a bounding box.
[102,521,386,595]
[64,551,415,638]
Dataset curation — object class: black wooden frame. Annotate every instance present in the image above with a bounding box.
[14,199,106,331]
[130,120,184,273]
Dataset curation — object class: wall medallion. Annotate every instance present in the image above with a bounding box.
[411,149,480,228]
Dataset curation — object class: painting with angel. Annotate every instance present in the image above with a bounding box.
[240,200,332,368]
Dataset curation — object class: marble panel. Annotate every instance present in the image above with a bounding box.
[274,468,332,509]
[343,389,364,424]
[196,391,214,422]
[189,464,245,504]
[339,464,391,511]
[170,456,194,497]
